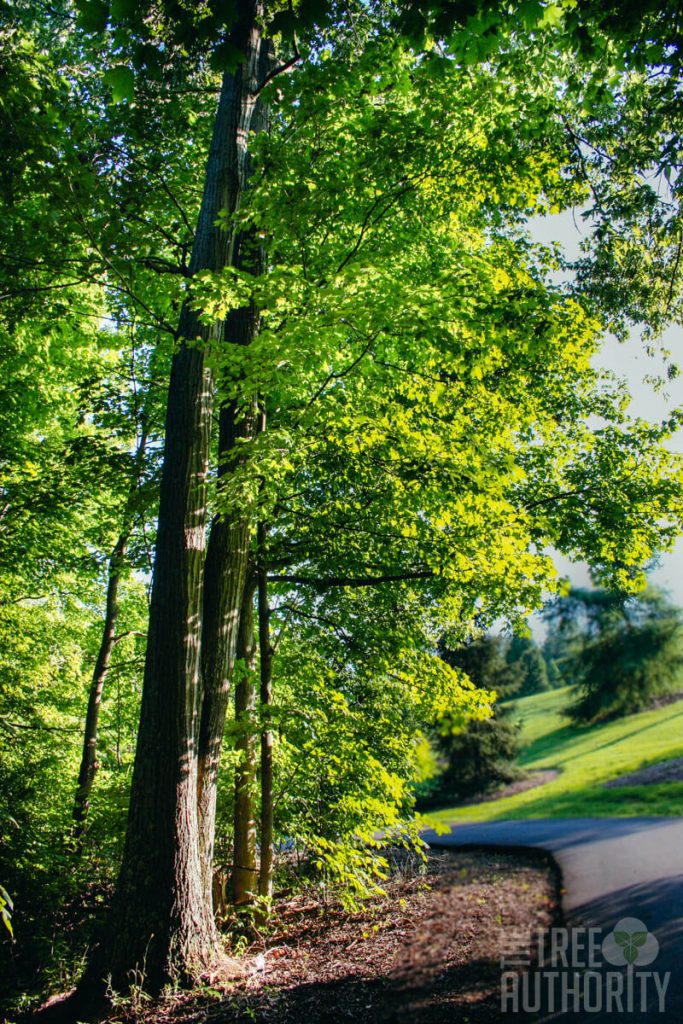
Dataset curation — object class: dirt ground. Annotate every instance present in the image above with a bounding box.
[135,849,560,1024]
[458,770,560,807]
[605,755,683,787]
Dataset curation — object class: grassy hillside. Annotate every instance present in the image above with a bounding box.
[425,685,683,824]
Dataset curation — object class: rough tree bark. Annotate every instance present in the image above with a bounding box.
[72,425,149,839]
[230,574,259,904]
[197,385,256,909]
[69,2,271,1003]
[257,518,274,899]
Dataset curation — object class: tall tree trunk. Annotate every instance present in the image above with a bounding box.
[196,28,274,916]
[196,387,256,909]
[72,426,149,839]
[257,519,274,899]
[230,574,258,904]
[74,3,270,1000]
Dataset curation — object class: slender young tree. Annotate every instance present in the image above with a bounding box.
[72,420,149,837]
[257,519,274,898]
[230,575,259,905]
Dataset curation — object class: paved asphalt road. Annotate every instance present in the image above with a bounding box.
[422,818,683,1022]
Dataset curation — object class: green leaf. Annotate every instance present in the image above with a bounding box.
[103,65,134,103]
[209,41,245,73]
[75,0,109,34]
[0,886,13,939]
[517,0,543,30]
[540,3,563,29]
[110,0,138,18]
[269,9,298,40]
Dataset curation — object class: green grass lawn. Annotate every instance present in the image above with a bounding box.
[425,685,683,825]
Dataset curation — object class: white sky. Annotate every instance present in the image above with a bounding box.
[532,212,683,606]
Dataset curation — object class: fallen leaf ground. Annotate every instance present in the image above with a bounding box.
[130,849,560,1024]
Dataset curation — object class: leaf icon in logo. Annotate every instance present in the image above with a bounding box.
[602,918,659,967]
[614,929,647,962]
[624,941,639,964]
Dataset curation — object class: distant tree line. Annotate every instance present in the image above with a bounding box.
[428,587,683,802]
[545,587,683,723]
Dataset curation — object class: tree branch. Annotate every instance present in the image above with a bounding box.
[253,39,301,99]
[268,569,435,590]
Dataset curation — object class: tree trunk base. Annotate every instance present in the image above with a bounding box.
[197,953,247,988]
[30,947,246,1024]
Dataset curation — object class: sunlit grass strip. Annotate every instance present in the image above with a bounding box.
[426,686,683,824]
